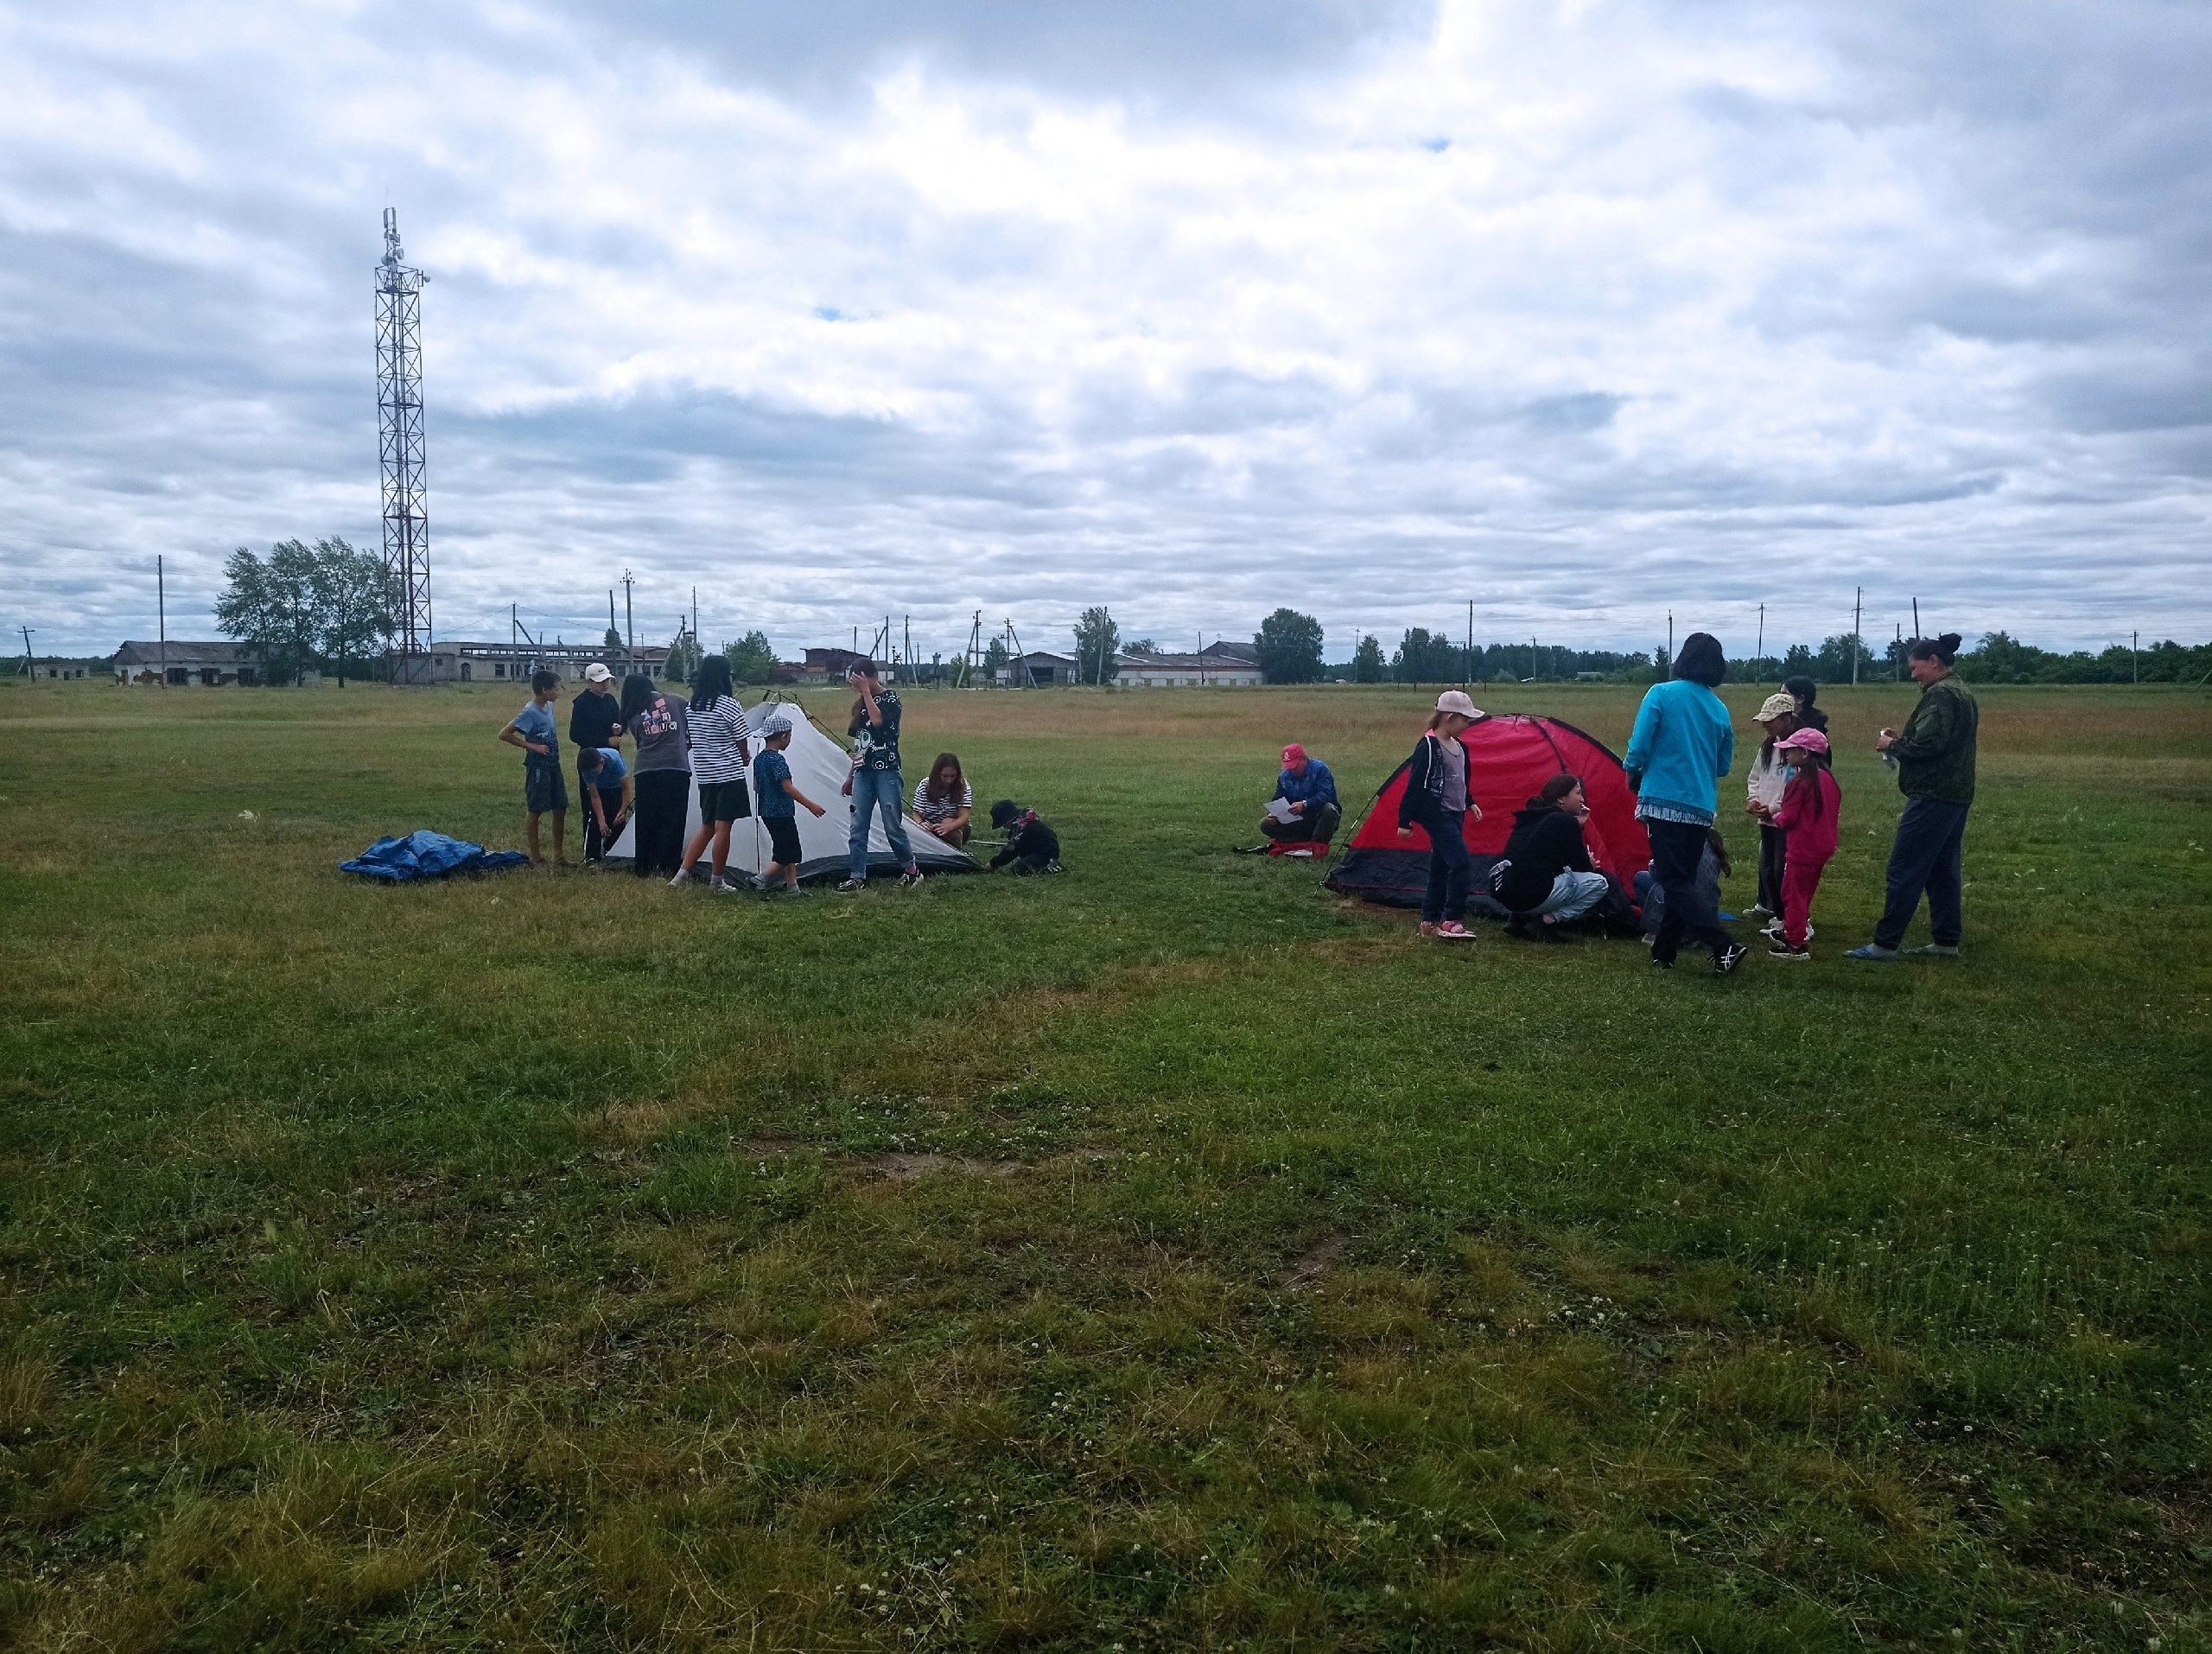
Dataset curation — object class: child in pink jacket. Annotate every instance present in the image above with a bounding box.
[1769,728,1840,960]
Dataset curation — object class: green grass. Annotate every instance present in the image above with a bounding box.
[1,678,2206,1651]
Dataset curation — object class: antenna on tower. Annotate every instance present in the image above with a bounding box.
[376,208,433,682]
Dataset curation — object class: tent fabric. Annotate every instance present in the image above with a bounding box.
[341,830,531,882]
[1323,715,1649,913]
[605,697,981,882]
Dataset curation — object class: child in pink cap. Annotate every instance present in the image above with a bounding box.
[1768,728,1840,960]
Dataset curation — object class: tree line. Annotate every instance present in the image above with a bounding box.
[214,538,395,686]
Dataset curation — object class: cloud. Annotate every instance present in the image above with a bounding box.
[0,0,2207,662]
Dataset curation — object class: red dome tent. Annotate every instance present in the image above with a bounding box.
[1324,715,1650,913]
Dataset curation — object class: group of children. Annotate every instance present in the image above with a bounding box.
[1741,683,1842,960]
[497,662,1064,894]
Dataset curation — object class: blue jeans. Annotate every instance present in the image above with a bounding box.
[848,766,914,881]
[1417,807,1471,924]
[1874,798,1969,949]
[1532,869,1610,922]
[1644,817,1733,963]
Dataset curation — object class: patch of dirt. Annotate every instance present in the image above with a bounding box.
[1279,1232,1349,1289]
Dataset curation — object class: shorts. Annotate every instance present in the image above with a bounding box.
[764,815,802,866]
[697,779,752,823]
[524,760,568,814]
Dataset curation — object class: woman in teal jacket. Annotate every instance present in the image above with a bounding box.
[1624,633,1745,973]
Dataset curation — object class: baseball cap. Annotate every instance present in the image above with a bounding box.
[1281,742,1306,766]
[1432,690,1483,719]
[759,715,791,739]
[583,662,613,684]
[1755,691,1796,722]
[1777,728,1830,755]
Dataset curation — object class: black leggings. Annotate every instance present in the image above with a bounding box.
[1645,817,1734,963]
[632,771,690,876]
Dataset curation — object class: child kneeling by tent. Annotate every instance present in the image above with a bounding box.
[988,801,1062,875]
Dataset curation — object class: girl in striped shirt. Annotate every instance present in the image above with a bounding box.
[912,753,973,848]
[670,655,755,891]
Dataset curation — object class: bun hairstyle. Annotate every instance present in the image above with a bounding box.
[1908,632,1963,667]
[1538,772,1581,805]
[1672,632,1727,688]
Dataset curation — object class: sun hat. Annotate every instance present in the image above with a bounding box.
[989,799,1022,829]
[1776,728,1830,755]
[1432,690,1483,719]
[1281,742,1306,766]
[1755,691,1796,722]
[583,661,613,684]
[759,715,791,739]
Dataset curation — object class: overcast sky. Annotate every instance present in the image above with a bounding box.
[3,0,2208,661]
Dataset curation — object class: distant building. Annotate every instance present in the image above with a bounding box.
[423,642,669,684]
[111,640,286,686]
[1115,651,1263,689]
[999,651,1082,685]
[1200,639,1262,668]
[24,660,95,681]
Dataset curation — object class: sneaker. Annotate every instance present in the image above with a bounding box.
[836,878,867,893]
[713,877,747,894]
[1649,955,1675,970]
[667,868,693,887]
[1905,943,1961,957]
[898,868,925,889]
[1767,941,1811,961]
[1714,942,1749,975]
[1845,944,1898,963]
[1433,921,1476,941]
[1745,903,1773,919]
[1417,921,1441,938]
[1762,919,1813,940]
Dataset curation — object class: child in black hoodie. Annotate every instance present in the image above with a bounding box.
[988,800,1062,875]
[1491,773,1611,940]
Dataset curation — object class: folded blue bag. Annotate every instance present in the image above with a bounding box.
[340,830,531,882]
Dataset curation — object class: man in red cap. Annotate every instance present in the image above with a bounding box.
[1262,742,1340,848]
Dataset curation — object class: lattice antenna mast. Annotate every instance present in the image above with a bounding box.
[376,209,432,658]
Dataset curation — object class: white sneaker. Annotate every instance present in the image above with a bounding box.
[668,868,692,887]
[898,868,925,889]
[1433,921,1476,941]
[836,878,866,893]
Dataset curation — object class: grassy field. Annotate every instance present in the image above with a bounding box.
[1,678,2206,1652]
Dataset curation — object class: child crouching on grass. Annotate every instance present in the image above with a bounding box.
[1768,728,1840,961]
[750,719,826,895]
[576,745,632,862]
[499,670,567,866]
[987,800,1062,875]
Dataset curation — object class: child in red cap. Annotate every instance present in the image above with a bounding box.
[1768,728,1840,959]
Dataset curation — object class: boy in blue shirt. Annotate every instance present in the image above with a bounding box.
[750,719,826,895]
[576,745,632,862]
[498,670,568,865]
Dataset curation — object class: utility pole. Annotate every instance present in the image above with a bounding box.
[1531,634,1539,682]
[691,587,699,655]
[621,569,634,654]
[157,554,168,687]
[19,626,34,679]
[1912,597,1921,642]
[1853,586,1863,685]
[1466,600,1474,684]
[1756,602,1764,680]
[1894,623,1903,680]
[1667,611,1674,663]
[2133,630,2139,684]
[904,615,912,683]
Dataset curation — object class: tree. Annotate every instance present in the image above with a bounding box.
[1072,606,1122,684]
[1814,633,1866,684]
[1394,627,1464,683]
[215,538,322,685]
[663,630,702,684]
[721,631,779,684]
[1351,635,1386,683]
[311,537,395,686]
[1253,608,1325,684]
[603,626,624,652]
[1123,637,1158,657]
[983,636,1010,680]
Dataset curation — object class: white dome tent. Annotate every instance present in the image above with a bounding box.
[605,696,981,883]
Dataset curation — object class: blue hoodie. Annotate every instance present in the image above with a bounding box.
[1624,679,1733,821]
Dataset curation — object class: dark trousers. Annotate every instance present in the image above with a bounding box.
[1417,807,1471,924]
[1645,817,1734,963]
[581,774,622,862]
[1757,822,1788,913]
[632,771,690,877]
[1874,798,1969,949]
[1262,801,1341,843]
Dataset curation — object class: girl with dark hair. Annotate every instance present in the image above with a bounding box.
[1851,633,1979,961]
[1394,690,1484,940]
[1494,773,1610,940]
[670,653,755,891]
[1781,675,1829,735]
[1624,632,1746,972]
[620,671,690,878]
[912,753,973,847]
[1767,729,1840,960]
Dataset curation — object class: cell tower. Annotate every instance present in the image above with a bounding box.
[375,208,432,675]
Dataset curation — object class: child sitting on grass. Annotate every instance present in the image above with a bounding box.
[750,720,826,895]
[987,800,1062,875]
[498,670,567,866]
[576,745,632,862]
[1767,728,1840,961]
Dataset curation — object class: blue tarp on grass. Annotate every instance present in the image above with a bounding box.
[340,830,531,882]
